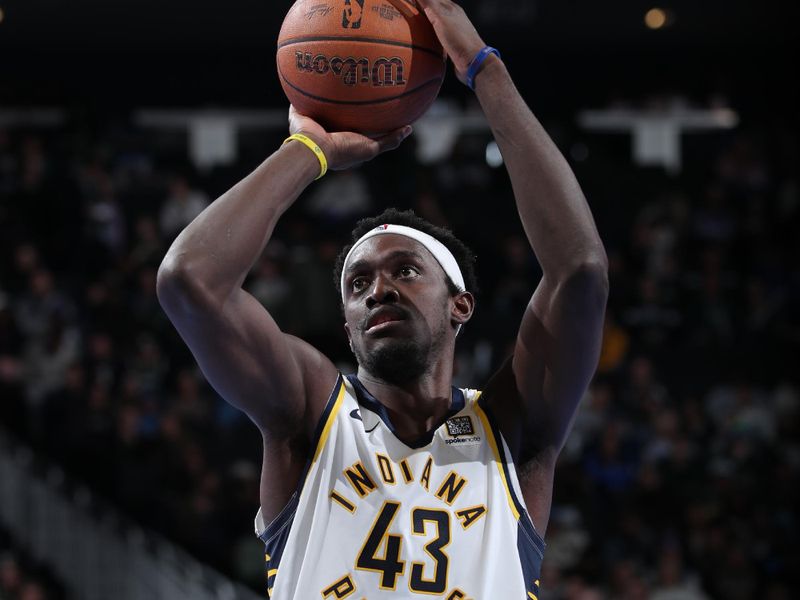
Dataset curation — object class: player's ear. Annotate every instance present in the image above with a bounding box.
[451,291,475,327]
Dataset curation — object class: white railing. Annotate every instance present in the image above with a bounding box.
[0,430,263,600]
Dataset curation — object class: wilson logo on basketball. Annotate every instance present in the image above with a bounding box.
[295,52,407,87]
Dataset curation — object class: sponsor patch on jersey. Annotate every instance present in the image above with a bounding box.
[446,416,475,437]
[444,416,481,445]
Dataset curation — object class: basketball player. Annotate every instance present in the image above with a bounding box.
[157,0,608,597]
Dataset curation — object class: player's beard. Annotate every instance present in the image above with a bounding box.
[356,319,447,386]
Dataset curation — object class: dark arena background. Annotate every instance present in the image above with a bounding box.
[1,1,798,598]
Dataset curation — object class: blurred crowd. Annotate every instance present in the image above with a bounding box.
[0,111,797,598]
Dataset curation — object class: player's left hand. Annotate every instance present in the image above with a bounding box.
[415,0,487,86]
[288,105,412,171]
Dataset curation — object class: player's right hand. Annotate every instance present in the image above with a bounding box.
[415,0,487,87]
[288,106,413,172]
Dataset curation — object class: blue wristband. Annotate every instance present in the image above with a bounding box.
[466,46,501,90]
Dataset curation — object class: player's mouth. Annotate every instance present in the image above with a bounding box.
[365,308,407,333]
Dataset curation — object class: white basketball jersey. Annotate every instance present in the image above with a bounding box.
[255,374,545,599]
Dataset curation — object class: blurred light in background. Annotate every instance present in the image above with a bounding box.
[485,140,504,168]
[644,8,668,29]
[0,7,5,24]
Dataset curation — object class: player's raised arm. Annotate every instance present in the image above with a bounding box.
[417,0,609,524]
[156,109,412,435]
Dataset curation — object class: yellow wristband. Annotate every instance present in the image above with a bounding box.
[283,133,328,180]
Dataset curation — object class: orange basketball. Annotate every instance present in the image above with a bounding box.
[277,0,445,134]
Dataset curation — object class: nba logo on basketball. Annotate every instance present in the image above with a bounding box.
[342,0,364,28]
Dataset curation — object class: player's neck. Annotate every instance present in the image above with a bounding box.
[356,364,455,441]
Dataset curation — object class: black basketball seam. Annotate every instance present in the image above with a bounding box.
[278,69,443,106]
[278,36,445,61]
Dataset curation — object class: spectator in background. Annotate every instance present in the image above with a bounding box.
[159,175,209,240]
[127,216,166,273]
[19,137,48,195]
[596,312,630,374]
[246,243,292,328]
[17,580,48,600]
[303,169,372,223]
[6,244,41,296]
[650,546,708,600]
[84,173,127,261]
[0,552,23,599]
[0,540,65,600]
[22,310,80,416]
[75,161,127,269]
[14,269,75,344]
[0,293,26,438]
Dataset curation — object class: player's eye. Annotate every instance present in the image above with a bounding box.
[397,265,419,278]
[351,277,369,292]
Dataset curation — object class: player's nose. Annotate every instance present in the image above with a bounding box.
[365,275,399,308]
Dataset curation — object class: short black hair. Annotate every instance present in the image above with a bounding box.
[334,208,478,300]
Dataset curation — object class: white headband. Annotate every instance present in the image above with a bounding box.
[340,224,466,301]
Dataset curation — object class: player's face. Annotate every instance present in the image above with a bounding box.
[342,235,454,384]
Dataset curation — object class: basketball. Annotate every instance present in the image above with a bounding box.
[276,0,446,134]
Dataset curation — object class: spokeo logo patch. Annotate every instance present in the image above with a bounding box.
[444,417,482,446]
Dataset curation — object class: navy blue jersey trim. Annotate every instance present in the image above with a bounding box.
[258,491,298,545]
[518,519,544,597]
[259,490,299,588]
[261,493,297,599]
[477,395,546,557]
[346,374,465,449]
[258,374,344,544]
[305,373,345,472]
